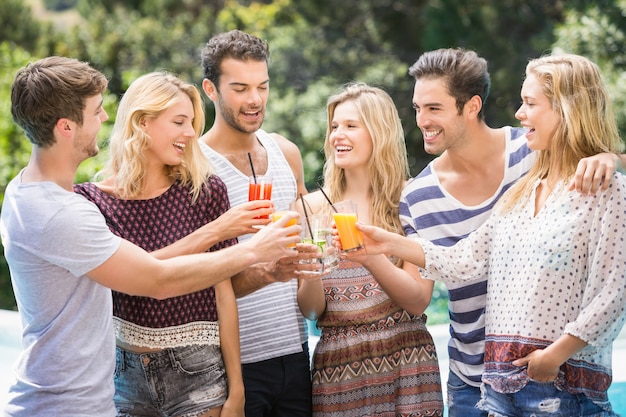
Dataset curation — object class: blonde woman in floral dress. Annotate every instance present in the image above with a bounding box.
[298,82,444,417]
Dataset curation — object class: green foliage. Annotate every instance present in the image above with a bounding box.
[64,0,220,96]
[220,0,424,179]
[0,242,14,310]
[43,0,79,11]
[0,0,43,51]
[0,43,33,206]
[553,4,626,136]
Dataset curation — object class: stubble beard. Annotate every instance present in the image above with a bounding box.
[217,95,264,134]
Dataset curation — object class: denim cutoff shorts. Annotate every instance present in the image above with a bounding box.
[114,344,227,417]
[447,370,488,417]
[478,380,617,417]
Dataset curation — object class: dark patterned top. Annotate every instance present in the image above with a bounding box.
[74,176,236,348]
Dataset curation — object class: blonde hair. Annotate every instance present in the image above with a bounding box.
[322,82,410,234]
[498,54,624,213]
[102,71,211,202]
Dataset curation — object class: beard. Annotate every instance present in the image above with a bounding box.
[74,134,100,161]
[216,94,264,134]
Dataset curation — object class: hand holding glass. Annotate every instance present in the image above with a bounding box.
[271,210,299,248]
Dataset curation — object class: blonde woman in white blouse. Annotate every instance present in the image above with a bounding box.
[346,54,626,417]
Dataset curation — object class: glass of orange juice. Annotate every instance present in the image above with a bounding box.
[332,200,365,254]
[271,210,299,248]
[248,175,272,219]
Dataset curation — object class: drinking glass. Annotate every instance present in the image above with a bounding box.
[300,213,339,275]
[332,200,365,254]
[248,175,272,219]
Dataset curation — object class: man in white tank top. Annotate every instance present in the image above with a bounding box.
[199,30,314,417]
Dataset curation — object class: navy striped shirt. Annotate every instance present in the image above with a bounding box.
[399,127,534,386]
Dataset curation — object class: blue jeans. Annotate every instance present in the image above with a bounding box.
[447,370,488,417]
[114,344,227,417]
[242,343,312,417]
[479,380,617,417]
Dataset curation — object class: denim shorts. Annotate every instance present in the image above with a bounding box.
[114,344,227,417]
[478,380,617,417]
[447,370,488,417]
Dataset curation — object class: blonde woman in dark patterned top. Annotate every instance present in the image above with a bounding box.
[298,82,444,417]
[75,72,283,417]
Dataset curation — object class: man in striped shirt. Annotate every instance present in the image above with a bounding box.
[400,48,624,417]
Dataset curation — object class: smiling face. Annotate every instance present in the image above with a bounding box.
[142,91,196,167]
[515,73,561,151]
[73,94,109,161]
[328,100,373,171]
[412,77,470,155]
[212,58,269,134]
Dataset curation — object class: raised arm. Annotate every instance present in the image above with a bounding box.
[87,213,301,299]
[357,253,433,316]
[151,200,273,260]
[346,223,427,267]
[231,243,321,298]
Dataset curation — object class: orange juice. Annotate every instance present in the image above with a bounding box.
[271,211,298,248]
[332,212,364,252]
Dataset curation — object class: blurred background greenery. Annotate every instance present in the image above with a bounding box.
[1,0,625,324]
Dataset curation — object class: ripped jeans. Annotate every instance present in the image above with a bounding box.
[478,380,617,417]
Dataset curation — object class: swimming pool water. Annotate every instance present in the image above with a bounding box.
[609,381,626,415]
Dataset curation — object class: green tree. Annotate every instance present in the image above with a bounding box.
[62,0,223,96]
[0,0,44,51]
[43,0,79,11]
[0,43,32,208]
[553,2,626,136]
[0,42,33,310]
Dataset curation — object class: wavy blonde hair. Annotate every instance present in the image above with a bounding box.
[101,71,211,202]
[322,82,410,234]
[498,54,624,213]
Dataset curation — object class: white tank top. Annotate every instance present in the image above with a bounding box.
[200,130,308,363]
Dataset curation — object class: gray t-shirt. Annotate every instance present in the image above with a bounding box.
[0,174,121,417]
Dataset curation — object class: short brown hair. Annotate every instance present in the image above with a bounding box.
[11,56,108,148]
[201,30,269,89]
[409,48,491,119]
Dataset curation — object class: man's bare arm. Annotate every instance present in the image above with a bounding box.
[88,214,301,299]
